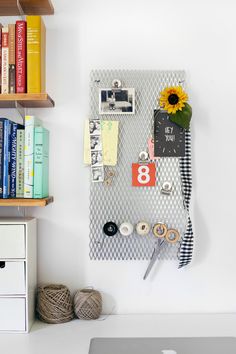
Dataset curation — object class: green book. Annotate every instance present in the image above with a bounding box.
[16,129,25,198]
[33,127,49,198]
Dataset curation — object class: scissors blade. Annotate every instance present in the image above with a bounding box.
[143,240,163,280]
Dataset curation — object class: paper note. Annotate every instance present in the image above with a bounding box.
[84,120,119,166]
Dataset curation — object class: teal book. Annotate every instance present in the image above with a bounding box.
[33,127,49,198]
[16,129,24,198]
[24,115,42,198]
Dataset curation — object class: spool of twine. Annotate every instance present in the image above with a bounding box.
[73,289,102,320]
[36,284,74,324]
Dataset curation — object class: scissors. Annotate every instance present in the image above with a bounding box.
[143,227,180,280]
[143,239,165,280]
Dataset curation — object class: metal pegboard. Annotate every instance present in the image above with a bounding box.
[89,70,188,260]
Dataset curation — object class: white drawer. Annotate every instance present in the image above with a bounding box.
[0,225,25,258]
[0,298,26,331]
[0,261,25,295]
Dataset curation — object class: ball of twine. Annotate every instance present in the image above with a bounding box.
[36,284,74,324]
[74,288,102,320]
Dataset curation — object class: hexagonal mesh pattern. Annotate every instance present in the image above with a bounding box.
[89,70,188,260]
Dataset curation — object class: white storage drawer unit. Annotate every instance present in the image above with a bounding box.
[0,218,37,333]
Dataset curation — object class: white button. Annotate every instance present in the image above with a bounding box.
[119,222,133,236]
[136,221,150,236]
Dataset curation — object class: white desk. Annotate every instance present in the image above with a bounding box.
[0,314,236,354]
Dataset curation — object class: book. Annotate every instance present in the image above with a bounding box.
[0,118,6,198]
[24,116,42,198]
[0,24,3,93]
[33,127,49,198]
[10,123,24,198]
[8,24,15,94]
[27,16,46,93]
[16,130,25,198]
[16,20,27,94]
[3,120,12,198]
[1,27,9,94]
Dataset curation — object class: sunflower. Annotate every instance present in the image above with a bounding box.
[159,86,188,114]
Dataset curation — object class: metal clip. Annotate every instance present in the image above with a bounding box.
[104,169,115,186]
[161,181,173,195]
[138,151,149,163]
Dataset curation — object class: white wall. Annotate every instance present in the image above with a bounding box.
[1,0,236,314]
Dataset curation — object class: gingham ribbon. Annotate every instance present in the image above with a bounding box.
[178,130,194,268]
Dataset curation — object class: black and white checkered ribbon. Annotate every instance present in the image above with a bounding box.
[178,130,194,268]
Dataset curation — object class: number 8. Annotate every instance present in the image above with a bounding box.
[137,165,150,184]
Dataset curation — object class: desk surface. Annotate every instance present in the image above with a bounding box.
[0,314,236,354]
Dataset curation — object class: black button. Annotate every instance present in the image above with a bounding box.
[103,222,118,237]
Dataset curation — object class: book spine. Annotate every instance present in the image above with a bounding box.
[10,123,17,197]
[0,24,3,93]
[8,24,15,94]
[33,127,49,198]
[24,116,41,198]
[1,27,9,94]
[7,121,12,198]
[16,130,24,198]
[0,120,4,198]
[16,21,26,94]
[3,120,9,198]
[27,16,46,93]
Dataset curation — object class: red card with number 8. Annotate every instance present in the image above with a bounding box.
[132,163,156,187]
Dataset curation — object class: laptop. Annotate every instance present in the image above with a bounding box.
[89,337,236,354]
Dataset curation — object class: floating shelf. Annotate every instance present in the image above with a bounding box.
[0,196,54,207]
[0,93,55,108]
[0,0,54,16]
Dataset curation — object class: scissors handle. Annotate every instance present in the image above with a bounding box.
[143,240,164,280]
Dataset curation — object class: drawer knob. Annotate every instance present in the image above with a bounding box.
[0,262,5,269]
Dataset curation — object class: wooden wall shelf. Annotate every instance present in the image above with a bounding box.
[0,0,54,16]
[0,196,54,207]
[0,93,55,108]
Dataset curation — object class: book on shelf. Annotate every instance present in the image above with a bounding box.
[3,119,12,198]
[24,115,42,198]
[8,24,16,94]
[0,118,5,198]
[1,27,9,94]
[27,16,46,94]
[16,129,24,198]
[0,23,3,94]
[16,20,27,94]
[10,122,24,198]
[34,127,49,198]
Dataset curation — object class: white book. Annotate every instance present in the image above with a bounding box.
[24,116,42,198]
[1,27,9,94]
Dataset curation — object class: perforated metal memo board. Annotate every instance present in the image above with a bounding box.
[89,70,188,260]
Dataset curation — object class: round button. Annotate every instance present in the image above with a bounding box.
[165,229,180,244]
[153,223,168,238]
[119,222,133,236]
[103,222,118,237]
[136,221,150,236]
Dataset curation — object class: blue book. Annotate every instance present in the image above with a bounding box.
[0,118,7,198]
[10,123,24,198]
[3,120,12,198]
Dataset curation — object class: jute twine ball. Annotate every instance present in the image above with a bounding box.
[36,284,74,324]
[73,289,102,320]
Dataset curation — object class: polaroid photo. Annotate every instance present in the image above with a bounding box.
[89,120,101,135]
[92,167,104,183]
[99,88,135,115]
[91,151,103,167]
[90,135,102,151]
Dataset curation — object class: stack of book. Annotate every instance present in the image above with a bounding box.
[0,16,46,94]
[0,116,49,199]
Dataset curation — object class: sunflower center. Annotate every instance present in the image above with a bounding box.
[168,94,179,105]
